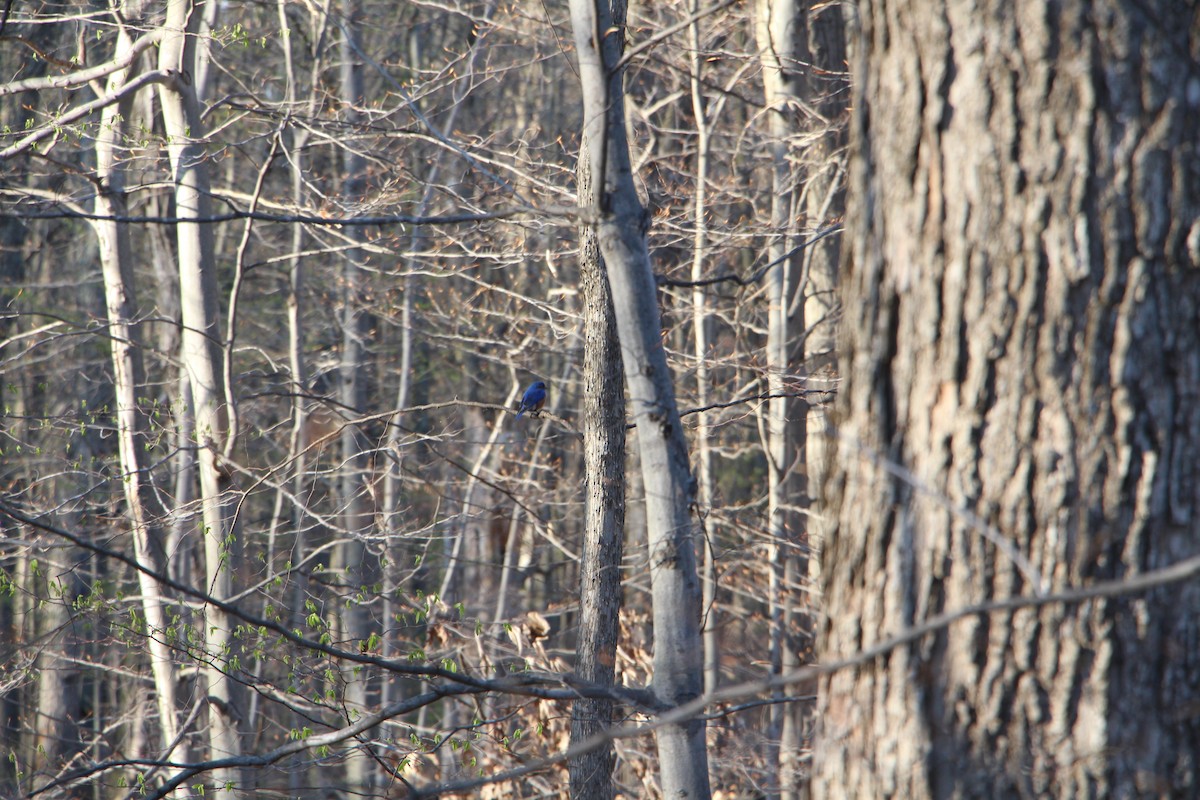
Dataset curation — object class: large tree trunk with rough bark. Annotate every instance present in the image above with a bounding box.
[813,2,1200,797]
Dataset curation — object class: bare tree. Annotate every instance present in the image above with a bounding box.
[569,0,712,796]
[330,1,379,792]
[686,0,721,702]
[93,0,186,773]
[797,3,847,592]
[753,0,807,794]
[788,3,848,795]
[157,0,241,791]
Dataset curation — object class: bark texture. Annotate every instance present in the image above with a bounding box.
[569,148,627,800]
[814,2,1200,798]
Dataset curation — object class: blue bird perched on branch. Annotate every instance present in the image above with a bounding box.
[516,380,547,419]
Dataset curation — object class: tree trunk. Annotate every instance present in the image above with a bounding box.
[333,1,377,790]
[790,3,848,795]
[157,0,239,792]
[813,2,1200,797]
[30,535,79,790]
[798,0,847,599]
[93,9,185,770]
[568,145,626,800]
[687,0,721,700]
[754,0,805,795]
[568,1,711,796]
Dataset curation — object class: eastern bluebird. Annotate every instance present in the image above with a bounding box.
[516,380,547,419]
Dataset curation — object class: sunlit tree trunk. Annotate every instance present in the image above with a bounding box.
[332,1,376,791]
[814,2,1200,796]
[754,0,805,794]
[93,9,185,772]
[157,0,239,792]
[569,0,711,795]
[686,0,721,700]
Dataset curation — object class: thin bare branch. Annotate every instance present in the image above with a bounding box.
[0,69,175,159]
[0,30,161,96]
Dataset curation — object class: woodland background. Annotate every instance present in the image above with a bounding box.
[3,1,1200,799]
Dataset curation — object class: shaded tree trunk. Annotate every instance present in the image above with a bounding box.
[30,532,80,791]
[568,147,626,800]
[814,2,1200,797]
[798,0,847,597]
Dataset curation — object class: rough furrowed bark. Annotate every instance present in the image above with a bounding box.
[569,146,627,800]
[814,2,1200,798]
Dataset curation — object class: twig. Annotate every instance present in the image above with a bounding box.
[655,224,843,288]
[0,69,175,159]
